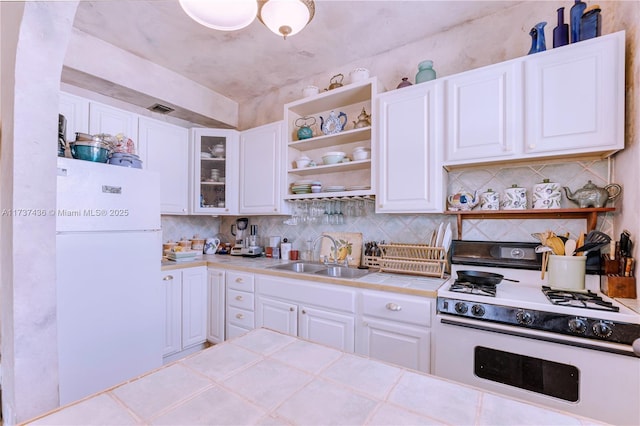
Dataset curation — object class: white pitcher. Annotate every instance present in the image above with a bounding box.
[203,237,220,255]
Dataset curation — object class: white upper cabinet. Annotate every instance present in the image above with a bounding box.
[88,101,138,140]
[442,31,624,168]
[443,61,522,164]
[239,121,285,215]
[59,92,89,143]
[524,31,624,156]
[190,128,239,215]
[376,81,445,213]
[138,117,189,215]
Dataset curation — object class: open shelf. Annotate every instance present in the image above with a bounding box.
[288,127,371,149]
[444,207,616,239]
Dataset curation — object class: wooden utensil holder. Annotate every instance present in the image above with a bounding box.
[601,275,636,298]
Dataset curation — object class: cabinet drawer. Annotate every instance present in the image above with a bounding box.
[227,271,255,292]
[227,288,254,311]
[361,291,432,327]
[227,306,255,328]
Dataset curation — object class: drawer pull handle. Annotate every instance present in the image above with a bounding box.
[236,313,244,319]
[235,295,243,301]
[235,278,243,283]
[289,307,295,312]
[163,275,174,281]
[386,302,402,311]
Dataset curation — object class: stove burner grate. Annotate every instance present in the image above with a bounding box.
[449,280,497,297]
[541,286,620,312]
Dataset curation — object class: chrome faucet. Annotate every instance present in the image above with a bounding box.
[312,235,338,265]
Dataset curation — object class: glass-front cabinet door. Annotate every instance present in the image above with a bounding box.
[191,128,239,215]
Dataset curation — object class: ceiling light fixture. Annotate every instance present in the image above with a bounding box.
[258,0,315,39]
[178,0,258,31]
[179,0,315,40]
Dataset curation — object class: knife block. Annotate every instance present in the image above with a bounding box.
[601,275,636,298]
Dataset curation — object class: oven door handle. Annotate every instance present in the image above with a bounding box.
[439,317,640,358]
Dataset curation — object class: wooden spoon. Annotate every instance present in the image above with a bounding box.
[564,239,577,256]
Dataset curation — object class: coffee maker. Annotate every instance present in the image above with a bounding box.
[230,218,248,256]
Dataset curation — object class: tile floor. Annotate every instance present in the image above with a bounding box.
[29,328,606,425]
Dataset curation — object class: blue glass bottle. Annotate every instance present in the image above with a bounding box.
[580,5,601,41]
[528,22,547,55]
[553,7,569,48]
[570,0,587,43]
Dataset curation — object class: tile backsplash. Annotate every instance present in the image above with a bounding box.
[163,159,618,255]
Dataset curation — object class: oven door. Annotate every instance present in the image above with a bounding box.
[435,315,640,425]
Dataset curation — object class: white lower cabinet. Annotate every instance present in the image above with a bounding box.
[356,290,433,373]
[207,268,226,344]
[161,266,208,359]
[256,275,356,352]
[225,271,256,339]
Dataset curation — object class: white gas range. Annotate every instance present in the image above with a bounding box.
[434,240,640,425]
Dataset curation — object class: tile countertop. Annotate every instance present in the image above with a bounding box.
[27,328,606,425]
[161,254,447,297]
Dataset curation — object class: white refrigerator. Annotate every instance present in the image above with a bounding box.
[56,157,163,405]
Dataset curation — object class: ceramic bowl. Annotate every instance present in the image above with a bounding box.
[322,151,346,165]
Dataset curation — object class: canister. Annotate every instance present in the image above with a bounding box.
[280,243,292,260]
[480,189,500,210]
[532,179,561,209]
[502,184,527,210]
[547,255,586,290]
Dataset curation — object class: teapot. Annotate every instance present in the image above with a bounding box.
[295,116,316,140]
[327,73,344,90]
[564,180,622,208]
[447,190,479,211]
[320,111,347,135]
[352,107,371,129]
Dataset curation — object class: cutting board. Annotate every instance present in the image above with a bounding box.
[320,232,363,267]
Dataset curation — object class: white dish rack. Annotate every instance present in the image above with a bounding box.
[363,243,448,278]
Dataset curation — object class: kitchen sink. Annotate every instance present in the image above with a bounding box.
[313,266,370,279]
[269,262,370,279]
[269,262,327,274]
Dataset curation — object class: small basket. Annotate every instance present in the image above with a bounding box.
[376,243,448,278]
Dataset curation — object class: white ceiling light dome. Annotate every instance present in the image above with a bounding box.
[258,0,315,39]
[179,0,258,31]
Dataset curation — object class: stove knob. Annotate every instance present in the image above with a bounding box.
[516,310,533,325]
[454,302,468,314]
[568,318,587,334]
[593,321,613,338]
[471,304,485,317]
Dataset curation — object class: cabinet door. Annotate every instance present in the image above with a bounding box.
[138,117,189,214]
[88,101,138,141]
[181,267,208,349]
[524,32,623,155]
[377,82,445,213]
[207,268,226,344]
[359,318,431,373]
[239,121,284,215]
[161,271,181,357]
[444,61,522,163]
[191,128,239,215]
[256,296,297,336]
[299,305,355,352]
[59,92,89,143]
